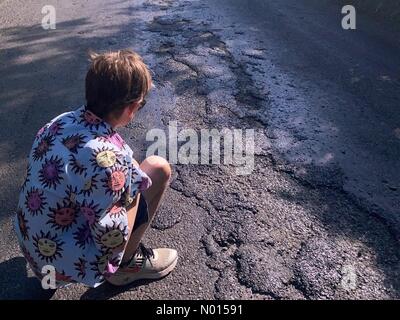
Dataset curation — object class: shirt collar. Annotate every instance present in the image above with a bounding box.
[75,105,116,136]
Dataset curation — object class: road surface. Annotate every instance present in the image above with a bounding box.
[0,0,399,299]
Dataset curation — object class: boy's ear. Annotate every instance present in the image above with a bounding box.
[127,101,139,114]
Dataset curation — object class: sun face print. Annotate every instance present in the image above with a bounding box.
[73,223,94,249]
[39,155,64,190]
[47,200,77,232]
[78,199,101,226]
[32,231,64,263]
[95,222,127,251]
[65,185,79,208]
[90,253,112,278]
[62,133,86,154]
[101,165,128,198]
[17,209,30,240]
[32,134,55,161]
[93,127,114,140]
[69,154,87,176]
[131,166,140,179]
[25,187,47,216]
[74,257,87,279]
[84,109,102,125]
[20,164,31,192]
[78,109,106,131]
[35,124,48,140]
[108,200,127,219]
[48,119,65,136]
[90,253,120,278]
[67,112,78,124]
[79,174,99,197]
[90,146,122,172]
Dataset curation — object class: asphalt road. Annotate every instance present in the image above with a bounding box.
[0,0,399,299]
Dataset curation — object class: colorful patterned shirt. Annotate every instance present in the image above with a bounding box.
[14,106,152,288]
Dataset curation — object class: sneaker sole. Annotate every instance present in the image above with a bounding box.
[106,256,178,286]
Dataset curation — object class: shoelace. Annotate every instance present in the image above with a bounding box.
[138,243,155,261]
[122,243,154,269]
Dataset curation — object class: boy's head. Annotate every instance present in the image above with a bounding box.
[85,49,152,127]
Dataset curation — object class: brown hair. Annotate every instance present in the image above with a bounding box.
[85,49,152,119]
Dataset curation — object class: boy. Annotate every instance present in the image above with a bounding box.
[14,49,178,288]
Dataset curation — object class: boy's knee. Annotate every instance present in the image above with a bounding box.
[141,156,171,182]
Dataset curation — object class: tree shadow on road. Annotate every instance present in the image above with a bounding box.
[0,257,56,300]
[0,6,149,220]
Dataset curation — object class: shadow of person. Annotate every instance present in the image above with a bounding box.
[80,278,160,300]
[0,257,56,300]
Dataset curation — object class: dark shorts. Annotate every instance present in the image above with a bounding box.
[132,194,149,232]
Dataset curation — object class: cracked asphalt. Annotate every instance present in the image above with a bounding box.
[0,0,399,300]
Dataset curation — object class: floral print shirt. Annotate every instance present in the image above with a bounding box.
[14,106,152,288]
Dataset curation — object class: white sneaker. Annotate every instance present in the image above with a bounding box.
[107,243,178,286]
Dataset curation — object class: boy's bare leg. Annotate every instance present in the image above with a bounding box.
[106,155,176,286]
[121,155,172,264]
